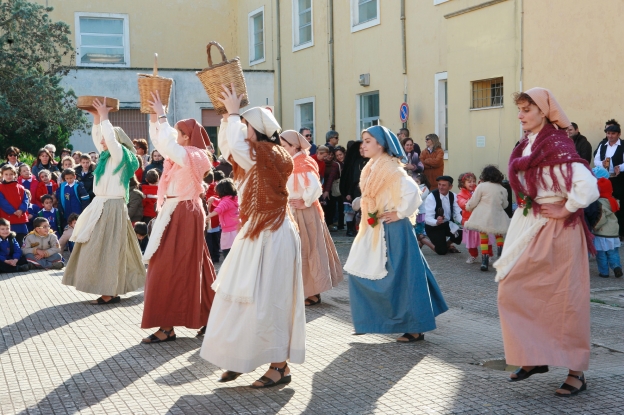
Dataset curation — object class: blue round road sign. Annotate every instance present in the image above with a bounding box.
[400,102,409,123]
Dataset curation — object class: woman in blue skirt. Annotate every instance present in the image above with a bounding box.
[344,125,448,342]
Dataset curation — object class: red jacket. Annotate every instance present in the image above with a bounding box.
[141,184,158,219]
[18,176,39,194]
[456,188,473,225]
[33,180,59,207]
[0,181,28,224]
[205,182,220,229]
[311,154,326,180]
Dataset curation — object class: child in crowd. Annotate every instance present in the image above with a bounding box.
[592,166,622,278]
[204,170,224,262]
[456,172,485,264]
[18,165,38,193]
[25,189,40,232]
[414,173,436,252]
[0,218,29,273]
[75,154,95,202]
[37,195,61,235]
[56,168,90,227]
[33,170,58,208]
[464,165,510,271]
[22,217,63,270]
[59,212,79,256]
[134,222,149,254]
[0,165,29,245]
[141,169,159,223]
[206,178,240,260]
[127,176,145,224]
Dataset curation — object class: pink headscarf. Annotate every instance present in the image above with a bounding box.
[525,87,571,129]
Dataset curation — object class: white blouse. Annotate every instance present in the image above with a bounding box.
[148,121,187,196]
[287,152,322,206]
[91,121,126,198]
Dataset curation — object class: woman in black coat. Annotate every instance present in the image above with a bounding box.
[339,141,369,236]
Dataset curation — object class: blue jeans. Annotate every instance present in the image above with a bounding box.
[595,248,622,275]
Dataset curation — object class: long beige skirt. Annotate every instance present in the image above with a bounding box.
[498,218,590,371]
[293,206,343,298]
[62,199,146,296]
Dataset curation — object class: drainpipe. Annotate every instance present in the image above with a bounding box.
[275,0,283,123]
[401,0,407,128]
[328,0,335,130]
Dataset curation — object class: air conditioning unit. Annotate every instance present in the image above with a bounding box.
[359,73,370,86]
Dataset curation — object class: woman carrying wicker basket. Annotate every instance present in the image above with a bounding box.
[62,98,146,304]
[140,91,216,344]
[199,85,305,389]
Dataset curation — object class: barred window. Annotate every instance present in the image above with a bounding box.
[109,109,148,141]
[471,77,503,109]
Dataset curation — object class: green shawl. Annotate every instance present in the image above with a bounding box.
[93,145,139,202]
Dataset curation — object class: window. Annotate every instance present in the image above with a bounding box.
[435,72,449,152]
[109,110,148,141]
[350,0,380,33]
[248,7,265,65]
[471,77,503,109]
[293,0,313,51]
[294,97,315,142]
[358,92,380,132]
[75,13,129,66]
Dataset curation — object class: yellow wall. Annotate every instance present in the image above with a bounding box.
[523,0,624,150]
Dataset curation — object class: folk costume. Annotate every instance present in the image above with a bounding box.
[62,121,146,297]
[457,187,494,260]
[281,130,343,299]
[495,88,598,372]
[344,126,448,335]
[141,119,216,330]
[200,108,306,374]
[593,125,624,236]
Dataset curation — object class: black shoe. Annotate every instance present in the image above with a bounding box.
[614,267,623,278]
[480,254,489,271]
[509,365,549,382]
[497,246,503,257]
[218,370,242,383]
[598,273,609,278]
[17,264,29,272]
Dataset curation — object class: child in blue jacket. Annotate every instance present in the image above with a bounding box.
[56,168,90,228]
[0,218,29,273]
[38,195,62,235]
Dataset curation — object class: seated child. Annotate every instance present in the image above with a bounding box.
[0,165,29,245]
[141,169,159,223]
[25,189,41,232]
[37,195,61,236]
[33,169,59,208]
[206,178,240,259]
[203,170,221,262]
[134,222,149,254]
[0,218,29,273]
[59,212,79,255]
[17,165,38,193]
[22,217,64,270]
[592,166,623,278]
[56,168,90,228]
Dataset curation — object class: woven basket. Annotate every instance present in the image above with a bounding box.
[77,96,119,112]
[138,53,173,114]
[196,42,248,115]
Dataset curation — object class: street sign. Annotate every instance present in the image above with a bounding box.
[400,102,409,123]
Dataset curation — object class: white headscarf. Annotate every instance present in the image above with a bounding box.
[241,107,281,138]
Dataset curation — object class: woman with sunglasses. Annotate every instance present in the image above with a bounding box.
[0,147,24,170]
[420,134,445,187]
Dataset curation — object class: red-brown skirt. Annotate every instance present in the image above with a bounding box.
[141,201,216,329]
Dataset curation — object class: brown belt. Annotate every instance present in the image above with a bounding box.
[166,196,178,199]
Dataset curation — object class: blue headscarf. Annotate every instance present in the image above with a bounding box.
[365,125,408,163]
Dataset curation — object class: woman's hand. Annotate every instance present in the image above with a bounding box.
[405,163,414,171]
[540,202,572,220]
[218,83,243,115]
[322,191,330,200]
[148,91,166,121]
[380,211,400,223]
[289,199,306,210]
[92,97,111,121]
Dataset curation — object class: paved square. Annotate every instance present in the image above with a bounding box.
[1,235,623,414]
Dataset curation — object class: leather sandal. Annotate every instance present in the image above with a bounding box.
[90,296,120,305]
[141,328,176,344]
[250,364,291,389]
[304,294,321,306]
[508,365,549,382]
[397,333,424,342]
[555,373,587,397]
[196,326,206,337]
[218,370,242,383]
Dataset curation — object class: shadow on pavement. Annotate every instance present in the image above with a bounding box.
[0,293,143,354]
[167,388,295,414]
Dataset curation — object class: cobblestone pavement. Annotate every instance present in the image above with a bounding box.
[1,234,623,414]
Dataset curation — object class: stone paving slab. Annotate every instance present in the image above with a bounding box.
[0,235,622,414]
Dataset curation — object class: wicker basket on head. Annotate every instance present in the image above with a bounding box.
[77,96,120,112]
[138,53,173,114]
[196,42,249,115]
